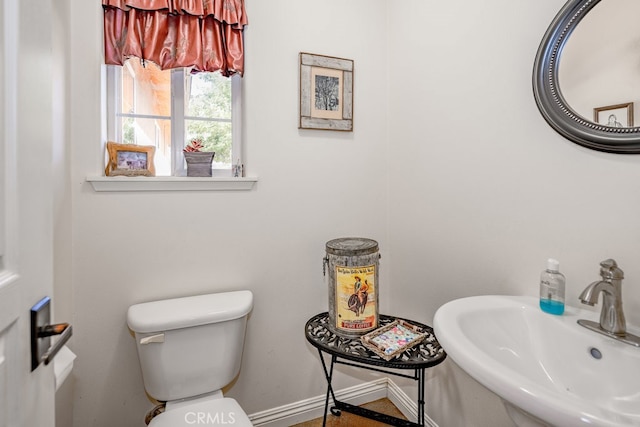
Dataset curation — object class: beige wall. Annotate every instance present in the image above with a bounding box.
[68,1,391,426]
[388,1,640,425]
[560,0,640,124]
[57,0,640,426]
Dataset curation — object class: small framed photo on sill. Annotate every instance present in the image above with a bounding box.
[299,52,353,131]
[105,142,156,177]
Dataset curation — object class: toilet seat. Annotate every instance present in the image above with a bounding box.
[149,397,253,427]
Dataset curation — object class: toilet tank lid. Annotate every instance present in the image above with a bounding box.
[127,290,253,333]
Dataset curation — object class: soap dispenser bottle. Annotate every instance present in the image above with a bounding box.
[539,258,565,315]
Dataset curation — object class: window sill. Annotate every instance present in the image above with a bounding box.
[86,176,258,192]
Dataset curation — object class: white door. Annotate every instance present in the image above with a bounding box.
[1,0,57,425]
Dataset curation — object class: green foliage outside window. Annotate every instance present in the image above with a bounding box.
[186,72,233,164]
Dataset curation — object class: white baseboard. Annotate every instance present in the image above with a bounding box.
[385,380,438,427]
[248,378,438,427]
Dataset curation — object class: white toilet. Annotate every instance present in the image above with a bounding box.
[127,290,254,426]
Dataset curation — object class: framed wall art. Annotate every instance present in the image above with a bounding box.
[299,52,353,131]
[105,141,156,177]
[593,102,634,128]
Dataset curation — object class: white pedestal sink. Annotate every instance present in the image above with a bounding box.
[433,295,640,427]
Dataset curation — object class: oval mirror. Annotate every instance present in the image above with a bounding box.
[533,0,640,153]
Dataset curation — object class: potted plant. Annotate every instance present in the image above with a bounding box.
[183,139,215,177]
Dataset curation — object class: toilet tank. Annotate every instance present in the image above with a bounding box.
[127,290,253,402]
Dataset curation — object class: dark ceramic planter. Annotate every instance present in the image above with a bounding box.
[184,152,215,177]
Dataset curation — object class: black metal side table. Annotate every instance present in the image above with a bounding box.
[305,313,446,427]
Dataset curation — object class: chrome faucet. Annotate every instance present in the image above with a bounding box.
[578,259,626,336]
[578,259,640,347]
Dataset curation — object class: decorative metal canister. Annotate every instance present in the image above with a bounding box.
[323,237,380,336]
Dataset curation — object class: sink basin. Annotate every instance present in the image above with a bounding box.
[433,295,640,427]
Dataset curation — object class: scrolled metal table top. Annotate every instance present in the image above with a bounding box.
[305,312,446,369]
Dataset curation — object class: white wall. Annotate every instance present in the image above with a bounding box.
[387,1,640,426]
[560,0,640,124]
[52,0,74,424]
[60,1,640,426]
[68,1,390,426]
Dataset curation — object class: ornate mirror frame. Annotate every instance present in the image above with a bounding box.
[533,0,640,154]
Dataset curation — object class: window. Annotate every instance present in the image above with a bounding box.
[106,59,242,177]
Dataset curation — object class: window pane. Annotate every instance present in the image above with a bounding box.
[121,60,171,117]
[124,117,172,176]
[186,120,232,167]
[108,61,238,176]
[185,72,231,119]
[185,72,233,169]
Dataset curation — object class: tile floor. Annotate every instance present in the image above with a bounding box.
[290,398,407,427]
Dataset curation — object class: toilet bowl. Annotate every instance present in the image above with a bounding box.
[148,391,252,427]
[127,290,254,426]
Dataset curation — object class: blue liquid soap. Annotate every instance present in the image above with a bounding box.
[540,299,564,315]
[539,258,566,315]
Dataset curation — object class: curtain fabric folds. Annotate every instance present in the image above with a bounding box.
[103,0,248,76]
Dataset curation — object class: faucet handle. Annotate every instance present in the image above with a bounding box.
[600,259,624,280]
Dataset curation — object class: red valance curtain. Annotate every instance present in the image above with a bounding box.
[103,0,248,76]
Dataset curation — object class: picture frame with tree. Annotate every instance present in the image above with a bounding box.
[299,52,353,131]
